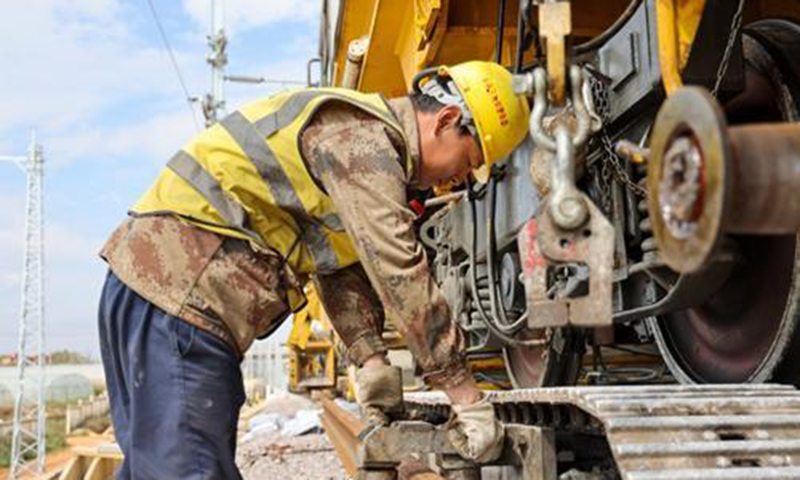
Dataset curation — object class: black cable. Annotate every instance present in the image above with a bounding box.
[468,181,536,346]
[514,0,527,73]
[486,171,527,334]
[602,344,661,357]
[572,0,641,55]
[496,0,507,64]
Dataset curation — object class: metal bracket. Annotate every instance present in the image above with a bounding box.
[357,422,556,480]
[538,1,572,106]
[517,197,614,328]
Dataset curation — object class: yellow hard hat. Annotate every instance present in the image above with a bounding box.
[416,61,531,183]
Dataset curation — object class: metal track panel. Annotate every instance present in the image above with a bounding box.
[406,384,800,479]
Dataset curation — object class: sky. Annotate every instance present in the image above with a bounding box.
[0,0,322,359]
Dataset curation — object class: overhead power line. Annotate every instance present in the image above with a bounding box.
[144,0,202,131]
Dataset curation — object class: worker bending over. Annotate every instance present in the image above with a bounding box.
[97,61,530,479]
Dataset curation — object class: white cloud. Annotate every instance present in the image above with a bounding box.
[0,1,321,169]
[0,192,103,283]
[182,0,319,35]
[0,0,322,356]
[47,223,105,263]
[60,0,119,19]
[46,107,199,169]
[0,1,205,140]
[0,272,20,292]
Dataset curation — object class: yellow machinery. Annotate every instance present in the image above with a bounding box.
[287,285,339,396]
[313,2,800,478]
[315,0,800,389]
[320,1,797,96]
[321,0,632,94]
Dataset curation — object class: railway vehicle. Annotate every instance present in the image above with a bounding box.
[312,0,800,390]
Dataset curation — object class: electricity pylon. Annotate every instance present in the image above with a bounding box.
[1,132,46,478]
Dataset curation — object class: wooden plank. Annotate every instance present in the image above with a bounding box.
[83,458,119,480]
[57,457,85,480]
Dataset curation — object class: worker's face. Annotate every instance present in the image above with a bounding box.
[417,106,484,190]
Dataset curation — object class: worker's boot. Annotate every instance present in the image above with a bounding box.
[355,364,404,426]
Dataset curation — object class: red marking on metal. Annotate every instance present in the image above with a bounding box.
[522,220,548,276]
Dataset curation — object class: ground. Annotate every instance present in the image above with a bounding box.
[235,392,349,479]
[237,431,347,480]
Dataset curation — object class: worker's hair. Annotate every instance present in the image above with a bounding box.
[409,91,447,113]
[409,91,473,137]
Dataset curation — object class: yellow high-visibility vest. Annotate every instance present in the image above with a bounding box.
[132,88,411,299]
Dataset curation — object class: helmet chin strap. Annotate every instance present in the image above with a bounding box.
[419,77,478,138]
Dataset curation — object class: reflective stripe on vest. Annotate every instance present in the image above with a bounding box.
[166,151,261,240]
[144,88,408,274]
[217,111,339,271]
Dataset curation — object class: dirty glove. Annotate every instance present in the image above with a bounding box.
[446,396,504,463]
[355,364,404,426]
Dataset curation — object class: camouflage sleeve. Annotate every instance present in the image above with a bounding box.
[313,263,387,367]
[303,105,472,389]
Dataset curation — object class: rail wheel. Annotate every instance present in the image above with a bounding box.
[651,21,800,385]
[502,328,585,388]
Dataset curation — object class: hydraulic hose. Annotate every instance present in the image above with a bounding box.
[572,0,641,55]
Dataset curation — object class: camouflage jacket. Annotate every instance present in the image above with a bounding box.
[100,97,470,389]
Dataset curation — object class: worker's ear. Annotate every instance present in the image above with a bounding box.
[434,105,463,137]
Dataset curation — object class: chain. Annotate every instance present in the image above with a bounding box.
[587,0,744,201]
[589,159,614,215]
[600,129,648,197]
[711,0,746,98]
[590,76,648,198]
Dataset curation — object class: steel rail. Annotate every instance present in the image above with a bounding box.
[320,398,366,478]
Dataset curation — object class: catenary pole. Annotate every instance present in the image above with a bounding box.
[202,0,228,126]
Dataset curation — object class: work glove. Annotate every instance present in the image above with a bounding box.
[355,364,404,426]
[446,396,505,463]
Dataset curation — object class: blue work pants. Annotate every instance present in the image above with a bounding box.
[98,270,245,479]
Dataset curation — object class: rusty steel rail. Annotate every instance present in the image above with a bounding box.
[320,398,367,478]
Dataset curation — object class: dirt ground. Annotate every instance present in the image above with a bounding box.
[235,392,348,479]
[237,430,347,480]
